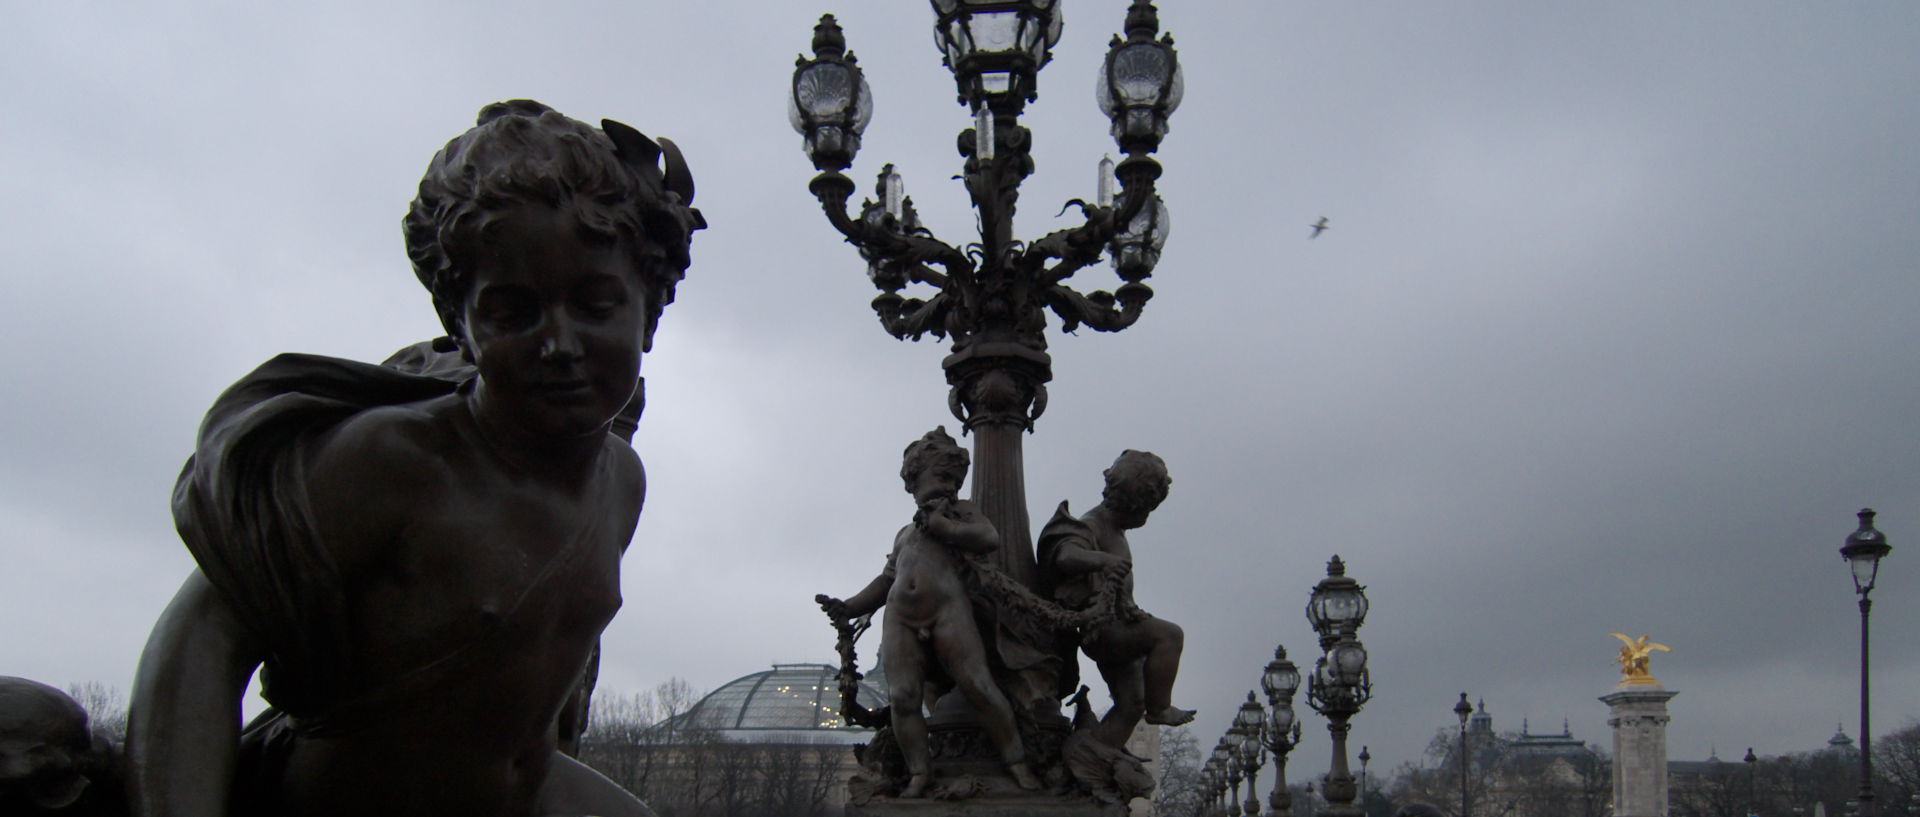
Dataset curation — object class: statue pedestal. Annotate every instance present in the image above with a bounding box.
[849,798,1128,817]
[844,710,1143,817]
[1601,685,1678,817]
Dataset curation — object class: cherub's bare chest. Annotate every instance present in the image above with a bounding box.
[354,488,628,668]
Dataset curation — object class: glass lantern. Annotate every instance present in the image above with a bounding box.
[1096,0,1181,154]
[1306,555,1369,644]
[790,15,874,172]
[930,0,1062,107]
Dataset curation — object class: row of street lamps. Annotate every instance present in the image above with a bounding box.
[1201,556,1373,817]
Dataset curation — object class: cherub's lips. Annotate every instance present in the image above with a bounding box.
[533,379,592,394]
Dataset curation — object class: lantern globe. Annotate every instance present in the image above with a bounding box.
[1840,508,1892,594]
[790,15,875,172]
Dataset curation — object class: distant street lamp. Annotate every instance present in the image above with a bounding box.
[1306,556,1372,817]
[1201,763,1216,817]
[1359,745,1371,815]
[1841,509,1892,817]
[1263,645,1306,817]
[1217,737,1241,817]
[1236,693,1268,817]
[1746,747,1757,817]
[1226,727,1250,817]
[1456,692,1474,817]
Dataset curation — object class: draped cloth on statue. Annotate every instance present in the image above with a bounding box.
[173,353,459,725]
[170,350,636,806]
[1031,501,1101,699]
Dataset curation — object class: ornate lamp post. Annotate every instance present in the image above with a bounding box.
[1236,693,1269,817]
[792,1,1183,586]
[1455,692,1473,817]
[1306,556,1372,817]
[1219,736,1245,817]
[1202,762,1219,817]
[1840,509,1892,817]
[1263,645,1306,817]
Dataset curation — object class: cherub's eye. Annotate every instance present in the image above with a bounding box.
[574,280,629,319]
[476,288,538,330]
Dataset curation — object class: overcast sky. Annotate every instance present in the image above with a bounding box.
[4,0,1917,781]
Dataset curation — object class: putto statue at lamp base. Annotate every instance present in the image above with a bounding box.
[818,441,1177,815]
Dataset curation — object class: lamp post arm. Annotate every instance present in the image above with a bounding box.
[1042,283,1147,334]
[902,262,953,290]
[874,291,954,342]
[1019,211,1113,286]
[809,170,976,285]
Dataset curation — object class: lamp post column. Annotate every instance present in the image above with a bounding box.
[1456,692,1473,817]
[1236,693,1269,817]
[1840,509,1892,817]
[1359,746,1371,815]
[1263,646,1305,817]
[1306,556,1372,817]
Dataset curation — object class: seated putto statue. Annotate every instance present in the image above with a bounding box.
[125,99,701,817]
[1038,449,1193,747]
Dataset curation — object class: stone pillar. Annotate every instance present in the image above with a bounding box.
[1601,686,1678,817]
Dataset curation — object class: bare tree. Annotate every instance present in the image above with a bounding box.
[1875,719,1920,811]
[66,681,127,744]
[577,687,661,794]
[1388,728,1513,817]
[1152,725,1205,817]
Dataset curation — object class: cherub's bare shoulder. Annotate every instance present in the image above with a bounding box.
[603,437,646,528]
[304,397,462,555]
[311,398,458,484]
[606,437,644,491]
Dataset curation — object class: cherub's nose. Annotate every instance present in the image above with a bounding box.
[538,319,585,362]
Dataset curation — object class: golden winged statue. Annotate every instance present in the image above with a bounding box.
[1611,633,1671,686]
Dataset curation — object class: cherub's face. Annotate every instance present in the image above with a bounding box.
[457,203,649,439]
[1104,485,1165,530]
[908,463,964,506]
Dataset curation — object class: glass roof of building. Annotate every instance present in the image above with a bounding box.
[678,663,888,739]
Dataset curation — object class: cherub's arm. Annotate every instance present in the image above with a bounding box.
[839,572,893,618]
[826,535,903,619]
[1050,536,1128,576]
[127,570,263,817]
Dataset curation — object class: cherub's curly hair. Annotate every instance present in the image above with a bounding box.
[901,427,970,490]
[403,99,703,351]
[1101,450,1171,514]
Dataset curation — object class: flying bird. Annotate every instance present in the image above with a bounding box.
[1309,217,1329,239]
